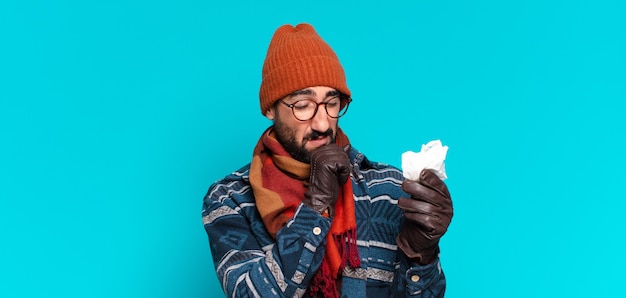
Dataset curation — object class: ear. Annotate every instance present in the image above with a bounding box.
[265,106,275,120]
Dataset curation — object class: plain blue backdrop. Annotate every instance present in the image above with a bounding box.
[1,0,625,297]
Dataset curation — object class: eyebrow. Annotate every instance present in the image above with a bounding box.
[289,88,340,98]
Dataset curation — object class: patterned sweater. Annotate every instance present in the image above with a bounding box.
[202,148,446,297]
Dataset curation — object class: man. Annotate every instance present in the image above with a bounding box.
[202,23,453,297]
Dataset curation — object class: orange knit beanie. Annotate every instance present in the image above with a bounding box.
[259,23,351,115]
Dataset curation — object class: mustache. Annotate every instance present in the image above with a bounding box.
[305,129,333,141]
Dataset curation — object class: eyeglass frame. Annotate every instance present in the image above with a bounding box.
[277,95,352,121]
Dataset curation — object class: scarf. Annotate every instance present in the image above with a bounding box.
[249,127,360,298]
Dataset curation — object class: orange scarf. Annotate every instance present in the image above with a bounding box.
[249,127,360,297]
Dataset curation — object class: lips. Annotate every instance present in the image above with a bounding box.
[307,136,329,148]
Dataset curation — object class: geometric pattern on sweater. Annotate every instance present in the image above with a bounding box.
[202,147,447,297]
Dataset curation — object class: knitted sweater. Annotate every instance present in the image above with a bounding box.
[202,148,446,297]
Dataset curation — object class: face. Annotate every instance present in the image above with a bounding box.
[266,86,340,163]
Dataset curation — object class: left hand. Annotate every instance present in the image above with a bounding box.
[396,169,453,264]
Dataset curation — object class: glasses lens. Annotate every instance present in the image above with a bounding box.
[331,97,350,118]
[292,100,317,120]
[338,102,349,117]
[324,97,342,118]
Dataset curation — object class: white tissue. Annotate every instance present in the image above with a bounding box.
[401,140,448,181]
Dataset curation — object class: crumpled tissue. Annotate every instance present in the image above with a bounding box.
[401,140,448,181]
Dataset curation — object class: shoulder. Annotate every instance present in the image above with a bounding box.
[361,161,403,183]
[204,164,254,207]
[349,147,405,197]
[350,148,403,183]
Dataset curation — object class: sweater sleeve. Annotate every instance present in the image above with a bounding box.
[394,254,446,297]
[203,186,331,298]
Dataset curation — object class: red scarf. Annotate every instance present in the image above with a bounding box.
[249,127,360,297]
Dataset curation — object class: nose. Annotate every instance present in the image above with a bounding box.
[309,105,331,132]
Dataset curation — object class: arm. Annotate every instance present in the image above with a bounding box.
[395,255,446,297]
[203,187,330,297]
[204,145,350,297]
[396,169,453,297]
[353,161,448,297]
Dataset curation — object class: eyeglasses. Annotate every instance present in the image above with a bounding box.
[278,96,352,121]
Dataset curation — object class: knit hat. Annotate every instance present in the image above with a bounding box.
[259,23,351,115]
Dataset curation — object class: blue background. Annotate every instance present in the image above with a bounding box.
[1,0,625,297]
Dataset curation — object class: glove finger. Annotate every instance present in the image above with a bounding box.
[402,212,448,237]
[397,197,440,216]
[311,143,341,158]
[419,169,451,199]
[311,144,350,179]
[398,197,452,228]
[327,152,351,184]
[337,166,351,184]
[313,144,349,166]
[398,197,449,236]
[402,180,446,207]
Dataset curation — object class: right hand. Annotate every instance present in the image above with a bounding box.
[303,144,351,215]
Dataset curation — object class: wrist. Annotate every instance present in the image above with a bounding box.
[321,205,334,218]
[409,247,439,265]
[397,236,440,265]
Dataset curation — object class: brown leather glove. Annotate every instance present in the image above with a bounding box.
[303,144,351,215]
[397,169,453,264]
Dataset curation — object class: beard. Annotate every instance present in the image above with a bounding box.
[273,117,336,163]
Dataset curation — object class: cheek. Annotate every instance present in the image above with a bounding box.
[277,117,307,143]
[294,125,309,142]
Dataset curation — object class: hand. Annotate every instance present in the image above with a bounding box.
[303,144,351,215]
[397,169,453,264]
